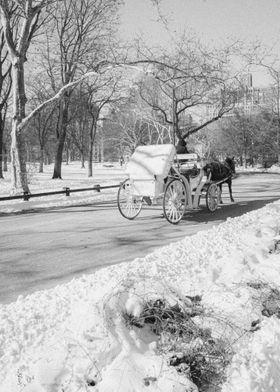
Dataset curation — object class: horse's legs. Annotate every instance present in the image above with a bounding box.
[228,179,234,202]
[218,183,223,204]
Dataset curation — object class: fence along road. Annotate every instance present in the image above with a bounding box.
[0,172,280,304]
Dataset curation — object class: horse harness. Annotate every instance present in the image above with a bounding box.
[205,160,234,184]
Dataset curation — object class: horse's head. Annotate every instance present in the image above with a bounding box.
[225,157,236,174]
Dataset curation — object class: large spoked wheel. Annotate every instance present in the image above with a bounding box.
[163,178,187,224]
[206,183,219,212]
[117,179,143,220]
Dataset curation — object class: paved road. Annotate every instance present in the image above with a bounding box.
[1,173,280,304]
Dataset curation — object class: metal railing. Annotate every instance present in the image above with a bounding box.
[0,183,120,202]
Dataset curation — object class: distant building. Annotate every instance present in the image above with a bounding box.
[205,73,276,120]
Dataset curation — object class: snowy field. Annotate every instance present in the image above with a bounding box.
[0,162,280,391]
[0,162,125,213]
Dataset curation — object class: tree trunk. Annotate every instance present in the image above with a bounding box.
[100,124,104,163]
[3,143,7,171]
[39,147,44,173]
[70,148,75,161]
[10,61,29,194]
[25,141,31,163]
[10,126,29,193]
[239,155,243,166]
[65,144,69,165]
[44,151,51,165]
[243,154,247,168]
[88,144,93,177]
[0,112,3,179]
[277,113,280,163]
[277,123,280,163]
[81,153,85,168]
[52,129,66,179]
[52,97,69,179]
[87,116,97,177]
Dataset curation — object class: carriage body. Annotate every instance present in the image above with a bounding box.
[124,144,176,199]
[118,144,188,223]
[175,153,204,193]
[117,145,221,224]
[174,153,216,211]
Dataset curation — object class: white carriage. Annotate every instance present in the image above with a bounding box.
[117,144,220,224]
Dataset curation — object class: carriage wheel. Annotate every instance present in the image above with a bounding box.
[163,178,187,224]
[117,179,143,220]
[206,183,219,212]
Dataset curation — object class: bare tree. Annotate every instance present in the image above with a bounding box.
[134,36,239,148]
[108,97,167,155]
[31,107,56,172]
[0,26,11,178]
[40,0,121,179]
[84,72,127,176]
[27,74,58,172]
[0,0,56,193]
[203,108,277,166]
[243,44,280,162]
[260,65,280,162]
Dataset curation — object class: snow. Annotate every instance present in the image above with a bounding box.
[1,162,280,391]
[236,163,280,174]
[0,162,124,213]
[269,164,280,174]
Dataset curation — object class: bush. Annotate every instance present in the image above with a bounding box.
[123,294,238,392]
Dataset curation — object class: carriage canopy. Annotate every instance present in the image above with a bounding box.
[126,144,176,180]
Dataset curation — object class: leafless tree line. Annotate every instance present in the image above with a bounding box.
[0,0,279,194]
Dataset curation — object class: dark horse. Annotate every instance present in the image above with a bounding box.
[203,157,236,203]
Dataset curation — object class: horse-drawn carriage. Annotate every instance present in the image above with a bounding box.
[117,144,234,224]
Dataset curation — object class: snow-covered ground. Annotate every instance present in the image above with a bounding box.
[0,162,125,214]
[237,163,280,174]
[270,163,280,173]
[0,162,280,391]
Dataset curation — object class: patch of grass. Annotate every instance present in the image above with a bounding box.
[123,295,236,392]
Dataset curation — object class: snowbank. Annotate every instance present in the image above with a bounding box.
[269,164,280,174]
[1,200,280,391]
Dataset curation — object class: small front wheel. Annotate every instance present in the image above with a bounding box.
[117,179,143,220]
[163,178,187,224]
[206,183,219,212]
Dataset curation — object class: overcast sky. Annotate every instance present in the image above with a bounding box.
[119,0,280,86]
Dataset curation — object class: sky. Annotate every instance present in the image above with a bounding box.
[119,0,280,86]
